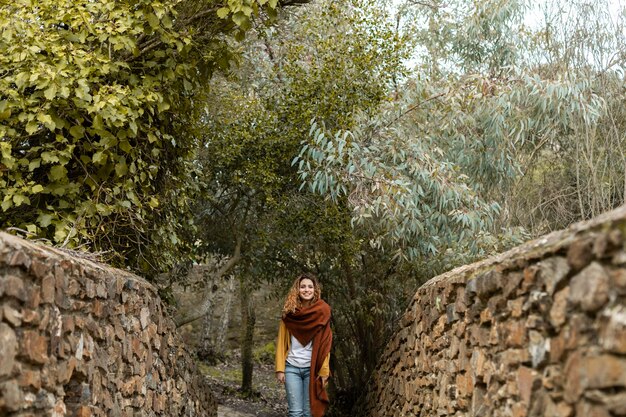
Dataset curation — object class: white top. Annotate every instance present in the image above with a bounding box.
[286,335,312,368]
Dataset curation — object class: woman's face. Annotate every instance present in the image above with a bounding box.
[299,278,315,303]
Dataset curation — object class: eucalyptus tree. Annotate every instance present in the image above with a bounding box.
[396,0,626,237]
[502,0,626,233]
[291,1,619,412]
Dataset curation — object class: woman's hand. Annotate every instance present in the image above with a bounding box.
[276,371,285,384]
[320,376,328,388]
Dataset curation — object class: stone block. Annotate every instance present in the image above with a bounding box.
[521,266,538,294]
[21,309,40,326]
[469,325,490,347]
[8,249,31,268]
[30,257,49,280]
[25,284,41,309]
[480,307,493,325]
[584,354,626,390]
[41,274,55,304]
[517,366,539,406]
[537,256,570,295]
[57,358,77,384]
[67,278,80,296]
[610,269,626,293]
[18,369,42,389]
[508,297,524,318]
[4,275,26,301]
[2,304,22,327]
[503,271,523,298]
[505,320,526,347]
[471,384,486,416]
[0,379,22,412]
[525,314,545,330]
[569,262,609,312]
[96,282,107,298]
[140,307,150,329]
[475,270,503,299]
[446,303,459,323]
[22,330,49,364]
[0,323,17,376]
[549,287,569,328]
[600,305,626,354]
[567,237,594,271]
[528,330,548,368]
[541,365,562,390]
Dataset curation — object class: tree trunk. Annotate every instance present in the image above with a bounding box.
[240,279,256,396]
[174,236,242,328]
[216,275,236,353]
[198,297,214,360]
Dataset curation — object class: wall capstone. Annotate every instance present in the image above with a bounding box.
[0,232,217,416]
[364,205,626,417]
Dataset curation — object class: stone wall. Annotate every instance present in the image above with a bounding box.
[364,206,626,417]
[0,233,217,416]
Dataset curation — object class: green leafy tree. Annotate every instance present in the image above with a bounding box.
[189,0,411,400]
[0,0,287,274]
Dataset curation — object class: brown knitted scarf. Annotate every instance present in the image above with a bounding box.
[283,299,332,417]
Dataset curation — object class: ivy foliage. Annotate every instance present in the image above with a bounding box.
[0,0,280,273]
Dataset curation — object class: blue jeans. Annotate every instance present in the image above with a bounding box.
[285,363,311,417]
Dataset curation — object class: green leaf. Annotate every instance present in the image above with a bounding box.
[26,120,39,135]
[31,184,44,193]
[92,115,104,130]
[37,113,56,130]
[29,159,41,171]
[37,213,53,227]
[241,5,253,17]
[49,165,68,182]
[59,86,71,98]
[147,13,159,29]
[119,140,132,153]
[232,12,248,27]
[12,194,30,206]
[54,226,67,243]
[115,160,128,176]
[217,7,230,18]
[157,101,170,112]
[44,85,57,100]
[41,152,59,163]
[70,125,85,139]
[92,151,107,165]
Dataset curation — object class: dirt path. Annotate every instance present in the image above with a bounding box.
[202,352,287,417]
[218,405,256,417]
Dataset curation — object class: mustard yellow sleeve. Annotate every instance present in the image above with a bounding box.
[319,353,330,377]
[275,320,289,373]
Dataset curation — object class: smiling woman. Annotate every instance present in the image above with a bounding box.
[275,273,333,417]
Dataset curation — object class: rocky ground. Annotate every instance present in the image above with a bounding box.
[200,350,288,417]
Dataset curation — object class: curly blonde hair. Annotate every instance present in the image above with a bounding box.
[281,273,321,317]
